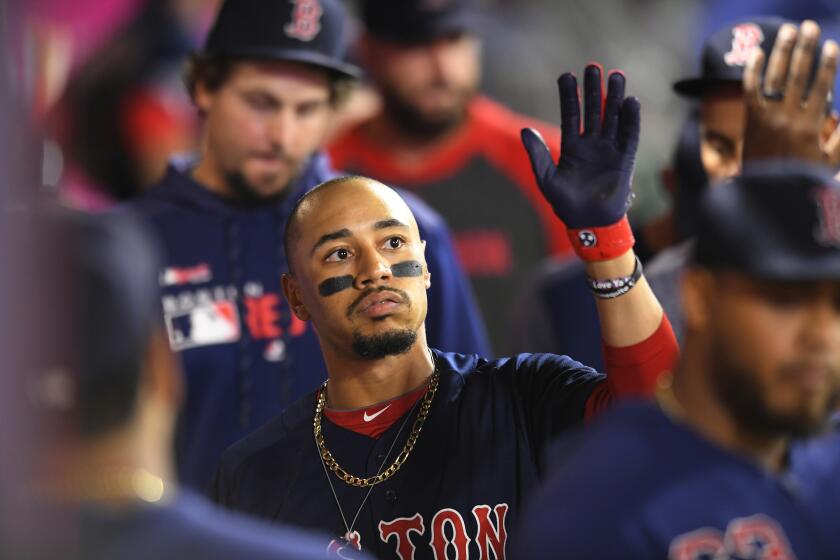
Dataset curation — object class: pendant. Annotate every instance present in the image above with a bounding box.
[327,530,362,555]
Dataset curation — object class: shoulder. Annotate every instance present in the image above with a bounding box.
[548,401,670,468]
[161,492,330,559]
[327,121,368,165]
[125,168,186,218]
[434,348,599,382]
[218,395,316,479]
[514,404,673,558]
[470,96,560,152]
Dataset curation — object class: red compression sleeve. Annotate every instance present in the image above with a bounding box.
[584,313,679,421]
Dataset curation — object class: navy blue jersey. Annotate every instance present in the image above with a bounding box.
[128,153,489,493]
[60,491,339,559]
[514,402,840,559]
[213,349,604,559]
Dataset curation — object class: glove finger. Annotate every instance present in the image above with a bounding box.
[558,73,580,142]
[602,70,626,142]
[583,63,604,136]
[618,96,641,155]
[521,128,555,186]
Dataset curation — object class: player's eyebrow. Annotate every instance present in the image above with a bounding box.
[311,228,352,255]
[374,219,409,230]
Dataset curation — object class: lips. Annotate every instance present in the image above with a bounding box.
[791,365,830,392]
[357,291,404,318]
[251,155,287,171]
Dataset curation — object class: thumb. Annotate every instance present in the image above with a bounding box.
[521,128,554,185]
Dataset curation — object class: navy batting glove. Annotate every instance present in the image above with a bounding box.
[521,65,641,229]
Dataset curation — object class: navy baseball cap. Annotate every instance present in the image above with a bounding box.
[674,17,788,97]
[693,162,840,280]
[362,0,477,44]
[22,208,163,418]
[204,0,361,78]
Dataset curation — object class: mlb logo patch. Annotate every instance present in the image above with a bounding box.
[160,263,212,287]
[166,300,240,351]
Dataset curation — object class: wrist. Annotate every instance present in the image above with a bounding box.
[568,216,635,261]
[585,253,642,299]
[584,249,636,279]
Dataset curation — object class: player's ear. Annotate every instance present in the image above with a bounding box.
[681,268,714,334]
[193,79,216,114]
[282,273,311,321]
[420,240,431,289]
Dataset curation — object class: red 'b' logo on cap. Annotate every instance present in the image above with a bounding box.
[285,0,323,42]
[724,23,764,67]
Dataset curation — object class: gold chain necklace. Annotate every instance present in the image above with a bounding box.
[313,368,440,488]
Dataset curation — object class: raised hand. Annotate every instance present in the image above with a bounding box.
[742,20,840,165]
[521,64,641,260]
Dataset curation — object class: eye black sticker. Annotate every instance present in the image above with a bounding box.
[391,260,423,277]
[318,275,354,296]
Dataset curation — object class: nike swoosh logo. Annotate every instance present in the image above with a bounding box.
[363,405,392,422]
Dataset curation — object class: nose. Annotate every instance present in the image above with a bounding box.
[268,108,295,151]
[354,248,392,289]
[801,295,840,353]
[428,37,468,83]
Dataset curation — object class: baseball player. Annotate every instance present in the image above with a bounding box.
[213,64,679,558]
[11,208,346,559]
[129,0,489,494]
[514,23,840,560]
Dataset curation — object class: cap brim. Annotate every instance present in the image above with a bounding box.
[672,77,742,97]
[697,243,840,281]
[207,47,362,79]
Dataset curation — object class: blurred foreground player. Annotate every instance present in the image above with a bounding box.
[514,32,840,559]
[131,0,488,493]
[16,210,335,560]
[214,65,679,558]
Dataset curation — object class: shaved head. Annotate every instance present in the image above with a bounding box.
[284,176,419,273]
[280,175,431,362]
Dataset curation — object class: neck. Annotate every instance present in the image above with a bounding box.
[321,328,435,409]
[191,148,233,199]
[38,417,175,505]
[670,349,790,473]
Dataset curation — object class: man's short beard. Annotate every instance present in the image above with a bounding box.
[709,337,840,439]
[224,170,292,207]
[380,85,472,141]
[352,328,417,360]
